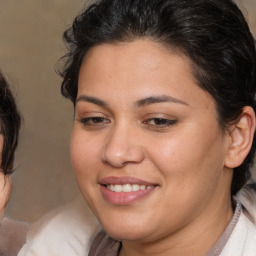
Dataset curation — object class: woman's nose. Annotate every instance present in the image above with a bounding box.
[101,126,145,168]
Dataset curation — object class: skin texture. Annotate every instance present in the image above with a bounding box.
[0,134,11,221]
[71,39,236,256]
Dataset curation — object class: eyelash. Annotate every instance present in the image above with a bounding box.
[78,116,177,130]
[143,118,177,128]
[79,117,110,126]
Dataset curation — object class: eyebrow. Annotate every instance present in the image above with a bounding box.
[136,95,189,107]
[76,94,189,108]
[76,95,108,107]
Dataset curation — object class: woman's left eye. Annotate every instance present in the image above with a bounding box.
[144,118,177,128]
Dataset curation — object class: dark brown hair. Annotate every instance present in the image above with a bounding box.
[0,71,21,174]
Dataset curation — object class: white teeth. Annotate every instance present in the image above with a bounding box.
[123,184,132,192]
[107,184,153,192]
[132,184,140,191]
[115,185,123,192]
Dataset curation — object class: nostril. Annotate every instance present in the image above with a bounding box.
[101,142,145,168]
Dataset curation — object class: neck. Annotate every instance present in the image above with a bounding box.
[120,197,233,256]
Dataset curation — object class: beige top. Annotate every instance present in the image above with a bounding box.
[0,218,29,256]
[88,201,242,256]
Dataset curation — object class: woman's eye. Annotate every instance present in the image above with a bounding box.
[144,118,177,128]
[79,117,110,126]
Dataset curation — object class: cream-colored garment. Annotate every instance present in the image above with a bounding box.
[18,196,100,256]
[18,189,256,256]
[219,189,256,256]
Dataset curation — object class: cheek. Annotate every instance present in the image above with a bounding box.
[145,126,227,223]
[147,124,226,187]
[70,128,106,218]
[70,128,101,181]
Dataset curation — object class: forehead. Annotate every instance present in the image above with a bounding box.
[80,39,191,75]
[77,39,214,111]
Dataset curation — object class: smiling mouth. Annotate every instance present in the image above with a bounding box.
[106,184,153,192]
[99,177,157,205]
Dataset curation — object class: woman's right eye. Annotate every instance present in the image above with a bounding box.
[78,116,110,127]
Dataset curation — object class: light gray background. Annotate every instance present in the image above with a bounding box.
[0,0,255,223]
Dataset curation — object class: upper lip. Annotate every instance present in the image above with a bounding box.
[99,176,156,186]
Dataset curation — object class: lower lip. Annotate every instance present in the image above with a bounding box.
[100,185,156,205]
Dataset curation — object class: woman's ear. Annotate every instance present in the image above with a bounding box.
[225,106,256,169]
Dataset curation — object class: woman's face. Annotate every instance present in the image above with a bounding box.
[71,39,232,242]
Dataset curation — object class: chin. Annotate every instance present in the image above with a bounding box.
[99,217,155,242]
[105,228,148,241]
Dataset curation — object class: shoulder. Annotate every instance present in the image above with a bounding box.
[18,197,101,256]
[220,187,256,256]
[0,218,29,256]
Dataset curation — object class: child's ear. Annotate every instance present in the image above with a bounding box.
[225,106,256,169]
[0,173,11,221]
